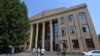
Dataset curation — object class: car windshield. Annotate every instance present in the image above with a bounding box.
[92,50,100,53]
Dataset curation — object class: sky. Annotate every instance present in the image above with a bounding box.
[21,0,100,34]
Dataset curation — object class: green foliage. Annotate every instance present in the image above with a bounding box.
[98,34,100,38]
[62,50,67,55]
[0,0,29,46]
[98,34,100,41]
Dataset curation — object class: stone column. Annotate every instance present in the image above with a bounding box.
[29,24,33,51]
[42,21,45,49]
[50,20,53,51]
[35,23,39,48]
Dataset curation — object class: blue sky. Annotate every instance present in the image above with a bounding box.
[21,0,100,34]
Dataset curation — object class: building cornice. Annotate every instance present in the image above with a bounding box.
[30,3,87,22]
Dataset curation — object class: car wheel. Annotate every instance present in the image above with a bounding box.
[82,53,84,55]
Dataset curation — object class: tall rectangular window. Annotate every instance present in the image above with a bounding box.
[85,39,95,50]
[61,27,66,36]
[79,12,86,20]
[60,17,65,24]
[62,40,67,48]
[68,15,74,22]
[82,24,89,32]
[72,40,79,49]
[70,26,76,34]
[27,42,30,47]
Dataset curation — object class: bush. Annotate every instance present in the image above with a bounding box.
[62,50,67,55]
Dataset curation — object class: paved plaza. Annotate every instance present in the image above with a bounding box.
[0,52,84,56]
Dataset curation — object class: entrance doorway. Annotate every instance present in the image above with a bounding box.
[45,22,50,51]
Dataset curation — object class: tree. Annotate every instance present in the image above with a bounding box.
[0,0,29,47]
[98,34,100,41]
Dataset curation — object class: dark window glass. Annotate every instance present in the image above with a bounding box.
[72,40,79,49]
[82,27,86,32]
[70,26,76,34]
[79,12,86,20]
[60,17,65,24]
[61,27,66,36]
[85,39,95,50]
[55,32,58,37]
[82,24,89,32]
[53,23,59,51]
[27,42,30,46]
[62,40,67,48]
[92,51,100,53]
[68,15,74,22]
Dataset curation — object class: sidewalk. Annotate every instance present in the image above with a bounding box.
[0,52,84,56]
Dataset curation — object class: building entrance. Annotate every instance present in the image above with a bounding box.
[37,24,42,48]
[45,22,50,51]
[53,20,59,51]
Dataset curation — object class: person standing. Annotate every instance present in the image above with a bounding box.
[40,49,45,56]
[9,46,15,56]
[37,48,40,56]
[35,48,38,56]
[11,47,15,54]
[57,48,60,55]
[32,48,35,55]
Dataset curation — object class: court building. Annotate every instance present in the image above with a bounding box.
[27,3,100,52]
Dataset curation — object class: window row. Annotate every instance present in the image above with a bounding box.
[62,40,79,49]
[61,24,89,36]
[61,12,86,24]
[62,38,95,50]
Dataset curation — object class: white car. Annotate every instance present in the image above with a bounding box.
[82,50,100,56]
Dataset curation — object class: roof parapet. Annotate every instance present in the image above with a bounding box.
[30,3,87,21]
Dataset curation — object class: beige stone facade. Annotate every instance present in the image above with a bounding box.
[27,3,100,52]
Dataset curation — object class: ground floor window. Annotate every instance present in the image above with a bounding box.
[62,40,67,49]
[27,42,29,47]
[85,38,95,50]
[72,40,79,50]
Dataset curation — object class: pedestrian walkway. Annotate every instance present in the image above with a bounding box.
[0,52,83,56]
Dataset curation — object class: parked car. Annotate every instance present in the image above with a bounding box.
[82,50,100,56]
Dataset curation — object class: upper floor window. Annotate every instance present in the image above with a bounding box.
[70,26,76,34]
[60,17,65,24]
[61,27,66,36]
[68,15,74,22]
[79,12,86,20]
[82,24,89,32]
